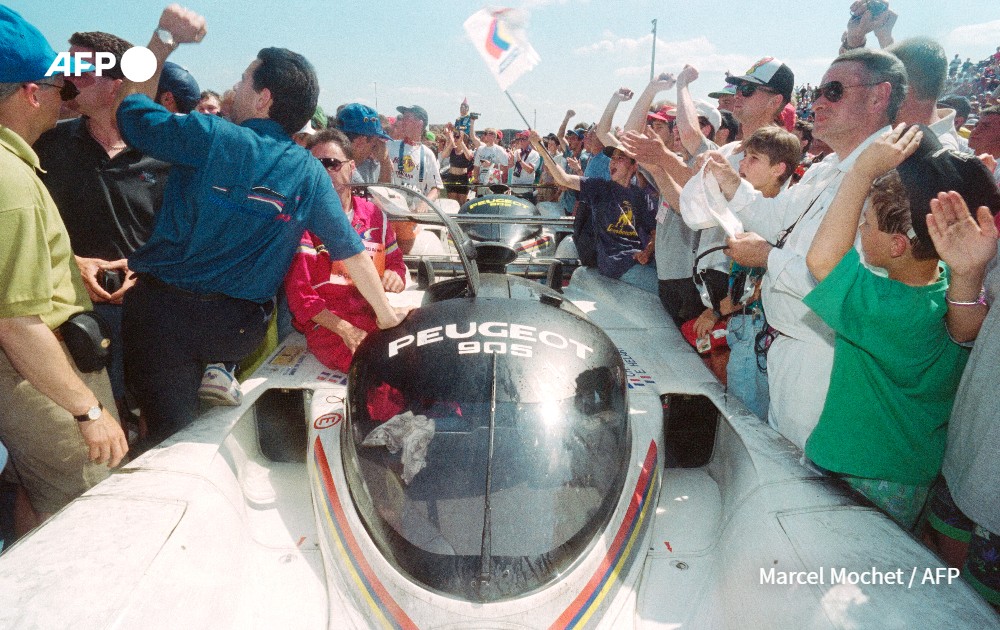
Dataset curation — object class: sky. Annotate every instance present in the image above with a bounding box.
[8,1,1000,133]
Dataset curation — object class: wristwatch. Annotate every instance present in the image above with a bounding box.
[74,401,103,423]
[155,27,176,49]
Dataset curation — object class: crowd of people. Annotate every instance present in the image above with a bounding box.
[0,0,998,614]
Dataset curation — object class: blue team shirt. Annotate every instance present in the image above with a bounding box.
[117,94,363,303]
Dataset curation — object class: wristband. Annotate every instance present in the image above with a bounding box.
[945,287,987,307]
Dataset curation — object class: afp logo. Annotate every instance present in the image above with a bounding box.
[46,47,158,83]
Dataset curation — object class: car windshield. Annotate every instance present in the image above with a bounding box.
[461,194,541,248]
[343,298,630,602]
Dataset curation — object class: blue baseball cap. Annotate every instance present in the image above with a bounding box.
[0,6,90,82]
[337,103,391,140]
[157,62,201,113]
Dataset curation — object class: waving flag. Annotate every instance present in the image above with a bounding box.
[464,7,540,91]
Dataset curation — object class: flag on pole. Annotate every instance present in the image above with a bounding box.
[464,7,540,91]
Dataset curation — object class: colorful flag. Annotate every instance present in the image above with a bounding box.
[464,7,540,91]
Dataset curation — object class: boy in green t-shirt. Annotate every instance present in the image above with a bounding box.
[803,124,1000,529]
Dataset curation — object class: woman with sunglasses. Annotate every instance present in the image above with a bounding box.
[284,129,407,372]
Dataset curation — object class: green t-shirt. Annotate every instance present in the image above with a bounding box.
[0,126,89,328]
[803,248,969,485]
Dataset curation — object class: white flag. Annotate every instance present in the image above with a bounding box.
[464,7,540,91]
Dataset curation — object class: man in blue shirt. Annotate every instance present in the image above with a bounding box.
[115,6,407,443]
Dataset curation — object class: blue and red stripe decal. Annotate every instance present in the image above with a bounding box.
[312,437,418,630]
[550,440,659,629]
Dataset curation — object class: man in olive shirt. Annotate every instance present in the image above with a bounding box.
[0,6,127,531]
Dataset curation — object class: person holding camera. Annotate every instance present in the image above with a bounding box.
[454,98,479,137]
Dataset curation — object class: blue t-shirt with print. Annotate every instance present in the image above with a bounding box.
[579,177,656,279]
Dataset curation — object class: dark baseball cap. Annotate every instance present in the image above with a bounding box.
[896,125,1000,253]
[726,57,794,102]
[396,105,428,125]
[337,103,391,140]
[158,62,201,113]
[0,5,92,82]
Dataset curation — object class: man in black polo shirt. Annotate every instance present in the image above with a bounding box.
[34,31,171,422]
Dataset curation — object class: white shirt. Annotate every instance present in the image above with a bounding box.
[473,144,509,184]
[508,149,540,186]
[387,140,442,195]
[726,127,890,449]
[930,108,967,154]
[727,127,890,345]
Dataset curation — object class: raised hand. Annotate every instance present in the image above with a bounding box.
[619,128,668,166]
[704,153,742,198]
[653,72,676,90]
[927,191,999,278]
[678,65,699,88]
[852,123,922,181]
[159,4,207,44]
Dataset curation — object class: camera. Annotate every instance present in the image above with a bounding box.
[470,112,480,120]
[98,268,124,293]
[868,0,888,17]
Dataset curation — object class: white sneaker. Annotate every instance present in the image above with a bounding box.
[199,363,243,406]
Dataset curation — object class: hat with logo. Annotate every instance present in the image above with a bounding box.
[336,103,391,140]
[157,62,201,113]
[396,105,429,125]
[0,5,91,82]
[726,57,795,102]
[708,84,737,99]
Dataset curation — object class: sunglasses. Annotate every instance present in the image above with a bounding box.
[735,82,778,98]
[33,79,79,102]
[811,81,881,103]
[318,157,349,172]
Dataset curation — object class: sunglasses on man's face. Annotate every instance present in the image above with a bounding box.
[811,80,881,103]
[735,82,777,98]
[33,79,79,102]
[319,157,349,172]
